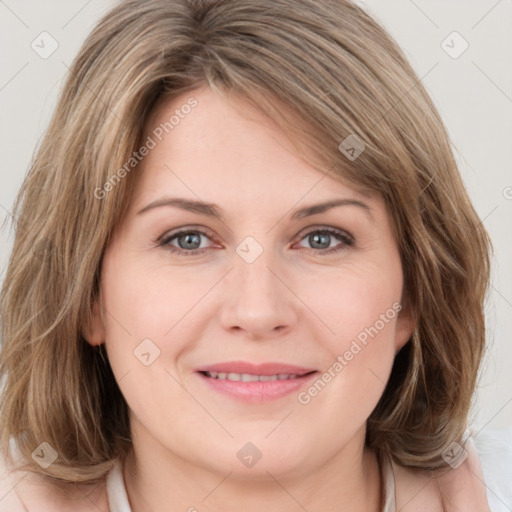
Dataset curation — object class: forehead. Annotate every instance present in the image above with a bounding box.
[135,87,379,211]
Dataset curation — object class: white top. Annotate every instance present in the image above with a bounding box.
[106,459,133,512]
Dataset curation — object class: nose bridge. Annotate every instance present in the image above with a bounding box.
[238,250,278,303]
[219,236,296,337]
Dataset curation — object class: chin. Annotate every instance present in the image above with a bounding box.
[201,438,312,480]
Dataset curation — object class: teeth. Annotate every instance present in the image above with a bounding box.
[241,374,260,382]
[205,372,299,382]
[259,375,278,381]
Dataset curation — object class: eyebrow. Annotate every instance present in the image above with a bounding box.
[136,197,373,221]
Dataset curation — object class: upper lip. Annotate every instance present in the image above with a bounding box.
[196,361,316,376]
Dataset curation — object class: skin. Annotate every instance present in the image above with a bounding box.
[84,87,487,512]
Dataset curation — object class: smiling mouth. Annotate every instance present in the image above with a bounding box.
[199,371,317,382]
[196,369,318,403]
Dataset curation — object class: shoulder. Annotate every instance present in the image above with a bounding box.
[392,428,512,512]
[0,449,110,512]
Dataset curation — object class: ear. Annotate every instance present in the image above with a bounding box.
[394,300,415,352]
[82,302,106,346]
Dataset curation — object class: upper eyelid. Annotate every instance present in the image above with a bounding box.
[158,224,215,241]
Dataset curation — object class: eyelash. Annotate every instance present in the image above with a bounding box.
[157,226,354,256]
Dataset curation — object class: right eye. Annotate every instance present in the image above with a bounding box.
[158,227,216,256]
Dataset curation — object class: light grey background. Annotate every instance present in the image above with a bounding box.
[1,0,511,431]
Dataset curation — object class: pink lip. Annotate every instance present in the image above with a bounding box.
[196,361,315,376]
[195,361,317,403]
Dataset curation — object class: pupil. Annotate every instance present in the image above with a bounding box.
[311,233,329,249]
[179,233,200,249]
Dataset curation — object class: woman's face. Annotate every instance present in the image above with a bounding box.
[87,87,413,479]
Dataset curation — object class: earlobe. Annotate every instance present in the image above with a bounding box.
[395,303,415,352]
[82,302,106,346]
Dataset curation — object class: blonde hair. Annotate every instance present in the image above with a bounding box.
[0,0,491,484]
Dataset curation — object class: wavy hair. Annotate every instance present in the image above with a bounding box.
[0,0,491,483]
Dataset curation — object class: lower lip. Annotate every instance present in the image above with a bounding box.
[197,372,317,403]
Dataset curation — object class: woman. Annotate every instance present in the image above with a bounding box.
[0,0,508,510]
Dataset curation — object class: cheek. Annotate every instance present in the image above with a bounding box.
[300,262,402,411]
[101,253,196,338]
[99,252,209,399]
[315,259,403,347]
[98,256,184,415]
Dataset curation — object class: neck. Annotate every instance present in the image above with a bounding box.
[123,423,382,512]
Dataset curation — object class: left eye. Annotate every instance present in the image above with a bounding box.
[295,228,354,254]
[158,227,354,256]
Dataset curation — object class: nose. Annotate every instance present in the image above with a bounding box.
[218,247,298,340]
